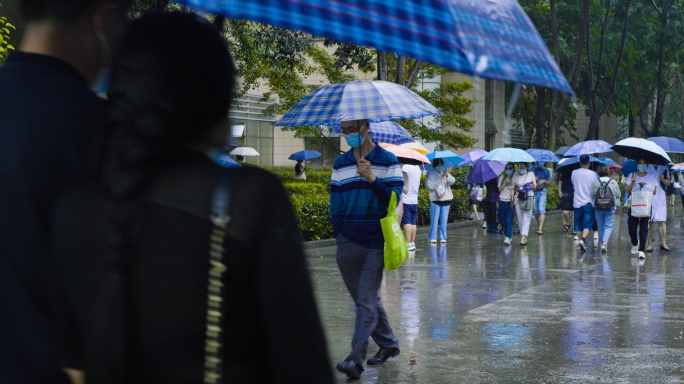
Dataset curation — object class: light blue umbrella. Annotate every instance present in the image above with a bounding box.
[333,121,414,145]
[596,157,616,166]
[526,148,561,162]
[646,136,684,153]
[482,147,535,163]
[554,146,570,157]
[564,140,613,157]
[177,0,573,94]
[275,81,440,127]
[456,149,488,167]
[423,150,466,171]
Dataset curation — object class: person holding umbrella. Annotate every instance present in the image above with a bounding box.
[499,164,516,245]
[512,162,536,245]
[646,164,671,252]
[571,155,599,252]
[626,159,658,259]
[331,119,403,379]
[295,160,307,180]
[590,165,621,253]
[532,161,551,234]
[427,159,456,243]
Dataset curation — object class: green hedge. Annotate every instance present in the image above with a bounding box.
[288,191,333,241]
[266,166,332,187]
[284,182,328,195]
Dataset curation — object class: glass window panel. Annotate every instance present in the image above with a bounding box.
[260,138,273,166]
[260,121,274,138]
[246,121,260,137]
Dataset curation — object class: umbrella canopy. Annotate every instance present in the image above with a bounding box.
[482,147,535,163]
[212,152,242,168]
[333,121,414,145]
[275,81,439,127]
[555,146,570,156]
[178,0,573,95]
[621,160,636,177]
[555,155,603,173]
[382,145,430,166]
[466,159,507,183]
[380,141,429,154]
[457,149,488,167]
[646,136,684,153]
[288,150,322,161]
[596,157,616,166]
[608,163,622,170]
[564,140,613,157]
[423,150,466,171]
[671,163,684,171]
[230,146,260,156]
[612,138,672,166]
[525,148,560,162]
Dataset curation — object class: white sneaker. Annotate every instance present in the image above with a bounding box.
[631,245,638,254]
[578,240,587,252]
[573,234,579,241]
[601,242,607,253]
[440,239,447,244]
[407,243,415,251]
[594,232,599,241]
[638,251,646,259]
[429,239,437,244]
[482,221,487,229]
[503,237,511,245]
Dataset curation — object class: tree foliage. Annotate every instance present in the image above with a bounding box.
[0,9,15,65]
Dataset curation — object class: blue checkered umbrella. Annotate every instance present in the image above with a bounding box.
[275,81,439,127]
[333,121,415,145]
[177,0,573,94]
[525,148,560,162]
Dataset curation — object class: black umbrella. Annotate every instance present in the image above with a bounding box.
[611,138,672,166]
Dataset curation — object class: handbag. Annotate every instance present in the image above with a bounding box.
[522,195,534,211]
[204,171,232,384]
[382,192,408,270]
[621,196,631,214]
[631,186,654,218]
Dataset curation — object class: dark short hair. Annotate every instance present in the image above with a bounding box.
[579,154,590,165]
[21,0,131,24]
[432,158,444,168]
[596,164,609,177]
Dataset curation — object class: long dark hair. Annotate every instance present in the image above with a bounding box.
[88,12,235,384]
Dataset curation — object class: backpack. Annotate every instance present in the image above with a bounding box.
[594,181,615,211]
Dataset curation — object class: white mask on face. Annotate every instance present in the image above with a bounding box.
[91,31,112,94]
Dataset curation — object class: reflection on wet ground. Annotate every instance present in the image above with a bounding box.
[306,206,684,383]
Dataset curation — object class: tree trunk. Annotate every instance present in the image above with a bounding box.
[676,54,684,139]
[406,60,423,89]
[396,56,406,86]
[628,107,635,137]
[535,86,546,148]
[377,52,386,81]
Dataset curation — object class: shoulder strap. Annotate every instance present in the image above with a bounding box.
[205,170,231,384]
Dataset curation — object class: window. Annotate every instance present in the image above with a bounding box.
[305,137,341,167]
[231,120,273,166]
[485,79,494,122]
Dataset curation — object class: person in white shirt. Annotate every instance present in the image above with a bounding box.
[646,164,671,252]
[426,159,455,243]
[512,162,536,245]
[498,164,516,245]
[626,159,658,259]
[401,164,421,251]
[590,165,621,253]
[571,155,598,252]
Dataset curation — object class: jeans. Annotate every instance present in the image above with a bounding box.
[498,201,513,238]
[336,235,399,365]
[429,202,450,240]
[515,201,533,236]
[595,208,616,244]
[628,214,649,252]
[534,191,547,215]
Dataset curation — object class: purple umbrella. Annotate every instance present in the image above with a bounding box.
[457,149,488,167]
[466,159,507,183]
[564,140,613,157]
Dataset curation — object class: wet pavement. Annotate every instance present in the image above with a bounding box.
[305,206,684,383]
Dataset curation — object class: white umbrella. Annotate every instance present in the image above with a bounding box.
[230,146,260,156]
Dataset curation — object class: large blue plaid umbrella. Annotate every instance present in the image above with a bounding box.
[456,149,488,167]
[525,148,560,162]
[275,81,439,126]
[177,0,573,95]
[333,121,414,145]
[564,140,613,157]
[646,136,684,153]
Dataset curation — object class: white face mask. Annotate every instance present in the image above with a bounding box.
[91,29,113,94]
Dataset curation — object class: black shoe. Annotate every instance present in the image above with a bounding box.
[367,347,400,366]
[646,248,654,253]
[337,360,363,380]
[661,246,672,252]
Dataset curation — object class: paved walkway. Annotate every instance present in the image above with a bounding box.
[306,205,684,383]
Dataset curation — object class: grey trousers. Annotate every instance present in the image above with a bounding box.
[336,235,399,365]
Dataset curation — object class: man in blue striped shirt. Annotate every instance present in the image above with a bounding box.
[331,119,403,379]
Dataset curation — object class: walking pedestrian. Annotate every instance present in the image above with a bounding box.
[646,164,671,252]
[427,159,455,243]
[499,164,516,245]
[571,155,599,252]
[483,176,500,233]
[667,176,676,206]
[0,1,130,383]
[532,161,551,234]
[294,159,307,180]
[332,118,403,379]
[513,162,536,245]
[401,164,421,251]
[626,159,658,259]
[558,168,575,237]
[590,165,621,253]
[49,13,333,384]
[467,181,483,221]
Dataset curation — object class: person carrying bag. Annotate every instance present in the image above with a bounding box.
[382,192,408,270]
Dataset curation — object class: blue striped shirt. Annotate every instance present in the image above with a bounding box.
[331,145,404,250]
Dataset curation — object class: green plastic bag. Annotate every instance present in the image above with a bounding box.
[382,192,408,270]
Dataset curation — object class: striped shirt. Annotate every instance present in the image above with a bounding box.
[330,145,404,250]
